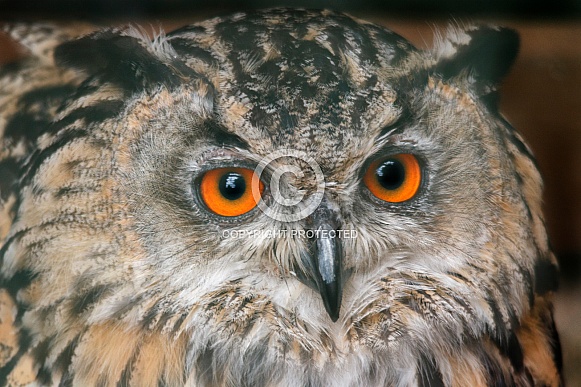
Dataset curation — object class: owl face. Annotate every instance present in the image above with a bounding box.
[109,11,528,327]
[0,9,560,386]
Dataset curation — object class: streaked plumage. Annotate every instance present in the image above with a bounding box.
[0,9,562,386]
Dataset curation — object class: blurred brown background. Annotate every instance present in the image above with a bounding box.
[1,3,580,384]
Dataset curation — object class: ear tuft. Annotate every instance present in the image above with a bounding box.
[53,29,184,93]
[433,26,519,93]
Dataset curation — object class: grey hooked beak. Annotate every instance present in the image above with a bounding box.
[296,200,344,322]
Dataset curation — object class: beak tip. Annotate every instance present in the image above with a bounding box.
[321,281,342,322]
[329,310,340,322]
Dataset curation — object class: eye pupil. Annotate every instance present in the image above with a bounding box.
[219,172,246,200]
[376,159,405,190]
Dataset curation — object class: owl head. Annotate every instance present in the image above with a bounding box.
[2,9,559,386]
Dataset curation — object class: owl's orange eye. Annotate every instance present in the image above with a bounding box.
[363,154,421,203]
[200,168,264,217]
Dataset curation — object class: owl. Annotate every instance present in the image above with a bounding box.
[0,9,563,387]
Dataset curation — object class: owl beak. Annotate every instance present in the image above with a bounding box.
[309,204,344,322]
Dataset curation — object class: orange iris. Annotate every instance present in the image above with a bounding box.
[200,167,264,217]
[363,154,421,203]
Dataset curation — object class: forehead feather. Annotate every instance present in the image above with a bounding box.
[169,9,414,162]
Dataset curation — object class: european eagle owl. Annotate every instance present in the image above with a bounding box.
[0,9,562,386]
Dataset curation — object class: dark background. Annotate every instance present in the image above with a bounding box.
[1,0,581,19]
[1,0,580,384]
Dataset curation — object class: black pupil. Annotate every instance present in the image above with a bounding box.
[376,159,405,190]
[219,172,246,200]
